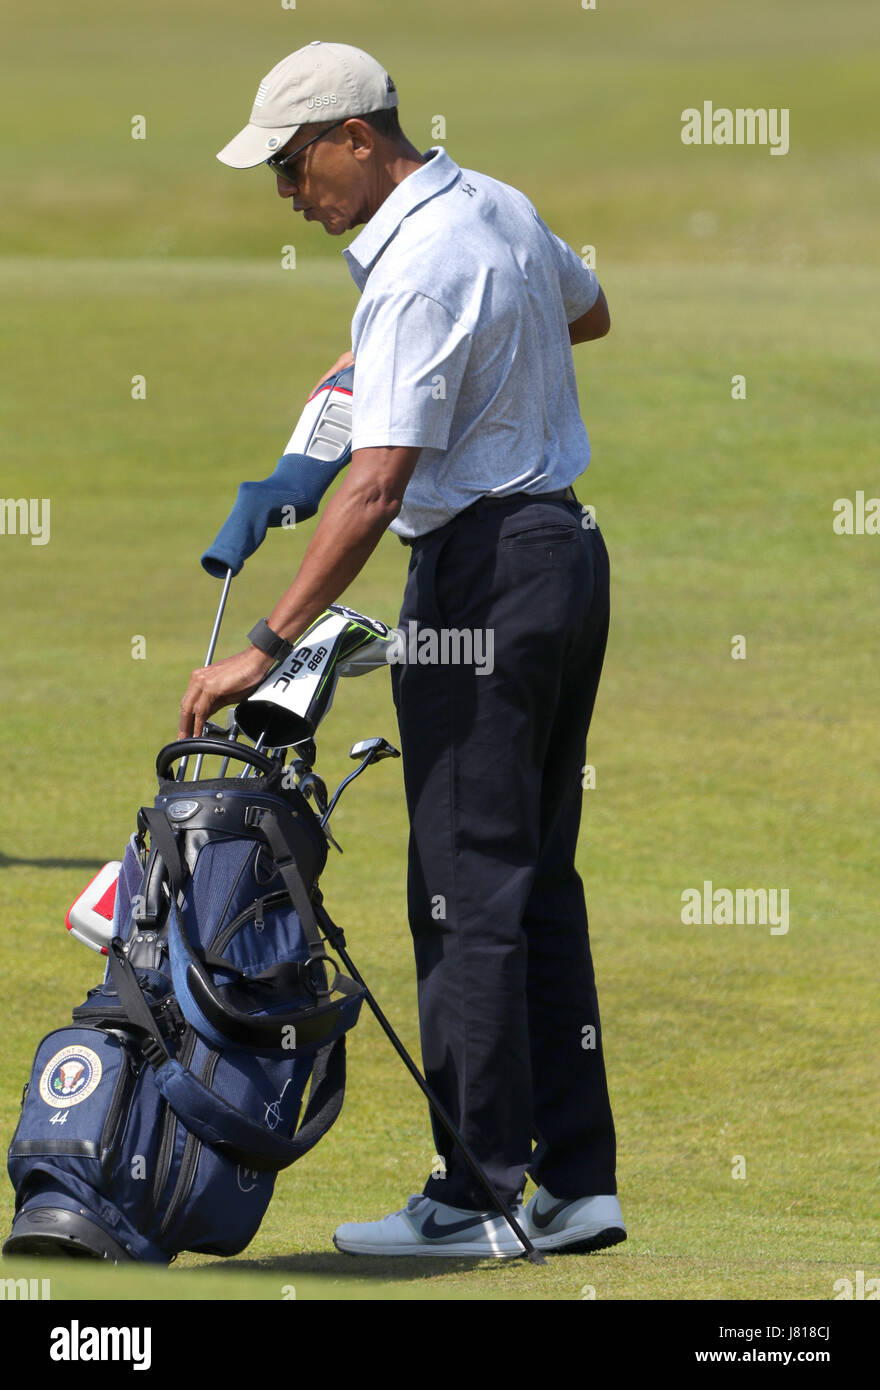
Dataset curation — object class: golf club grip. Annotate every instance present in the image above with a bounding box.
[156,739,277,780]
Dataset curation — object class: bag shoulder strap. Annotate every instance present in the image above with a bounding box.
[258,809,326,956]
[107,939,345,1172]
[140,805,186,901]
[155,1035,347,1173]
[106,937,171,1067]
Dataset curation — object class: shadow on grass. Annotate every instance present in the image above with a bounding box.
[0,853,106,871]
[200,1252,492,1280]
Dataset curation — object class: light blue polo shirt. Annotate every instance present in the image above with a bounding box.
[342,147,600,541]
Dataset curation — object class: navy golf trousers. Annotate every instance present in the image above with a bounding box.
[390,490,617,1210]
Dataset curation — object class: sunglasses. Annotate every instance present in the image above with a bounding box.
[265,119,349,183]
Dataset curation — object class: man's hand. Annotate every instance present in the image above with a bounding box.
[178,646,274,740]
[308,350,355,397]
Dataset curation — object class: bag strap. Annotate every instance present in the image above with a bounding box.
[107,938,346,1172]
[258,810,326,958]
[106,937,171,1068]
[140,806,187,901]
[153,1034,347,1173]
[144,800,324,964]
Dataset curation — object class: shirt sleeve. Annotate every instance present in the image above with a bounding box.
[350,289,473,452]
[532,211,600,323]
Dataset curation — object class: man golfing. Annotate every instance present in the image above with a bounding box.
[179,40,624,1258]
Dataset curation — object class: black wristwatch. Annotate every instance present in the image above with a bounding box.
[247,618,294,662]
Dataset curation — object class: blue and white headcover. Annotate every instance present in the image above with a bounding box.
[201,365,354,578]
[281,368,353,462]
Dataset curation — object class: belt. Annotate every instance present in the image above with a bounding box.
[401,486,579,546]
[474,485,577,509]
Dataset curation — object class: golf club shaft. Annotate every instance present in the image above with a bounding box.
[182,567,234,782]
[217,716,240,778]
[324,925,544,1263]
[203,567,234,663]
[320,749,377,826]
[240,730,266,776]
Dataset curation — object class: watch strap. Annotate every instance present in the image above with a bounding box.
[248,618,294,661]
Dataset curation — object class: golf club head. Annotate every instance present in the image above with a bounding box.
[349,737,400,763]
[297,770,329,813]
[200,719,230,739]
[234,606,393,748]
[293,737,317,767]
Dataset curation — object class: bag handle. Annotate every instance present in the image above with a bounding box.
[155,738,278,781]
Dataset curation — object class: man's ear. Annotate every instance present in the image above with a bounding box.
[344,118,378,161]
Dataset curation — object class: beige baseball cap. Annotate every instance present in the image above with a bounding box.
[217,41,398,168]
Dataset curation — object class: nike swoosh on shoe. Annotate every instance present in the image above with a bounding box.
[529,1198,573,1230]
[419,1211,495,1239]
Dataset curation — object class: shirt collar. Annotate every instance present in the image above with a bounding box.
[342,147,461,291]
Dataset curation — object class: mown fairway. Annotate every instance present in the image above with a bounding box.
[1,0,877,1301]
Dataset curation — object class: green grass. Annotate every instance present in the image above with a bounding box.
[1,0,878,1301]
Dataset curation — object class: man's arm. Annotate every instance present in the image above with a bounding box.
[568,286,610,344]
[177,443,421,738]
[265,443,419,643]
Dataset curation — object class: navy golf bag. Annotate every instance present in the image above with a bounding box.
[5,740,363,1263]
